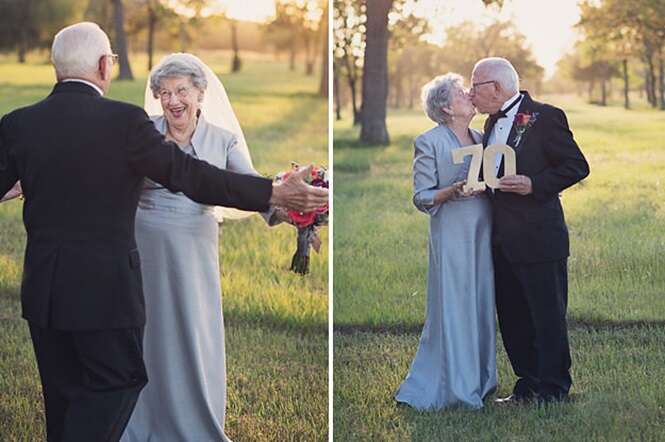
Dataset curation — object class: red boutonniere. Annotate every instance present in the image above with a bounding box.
[513,111,539,146]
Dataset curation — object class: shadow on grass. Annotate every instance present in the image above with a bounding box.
[333,137,367,150]
[225,312,327,337]
[334,316,665,336]
[0,285,326,336]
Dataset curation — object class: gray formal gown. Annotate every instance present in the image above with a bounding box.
[121,115,273,442]
[395,125,497,410]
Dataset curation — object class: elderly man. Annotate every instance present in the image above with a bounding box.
[469,57,589,404]
[0,22,327,441]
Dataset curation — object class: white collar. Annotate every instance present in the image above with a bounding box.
[62,79,104,96]
[501,91,522,111]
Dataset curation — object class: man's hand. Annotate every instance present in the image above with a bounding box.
[498,174,532,195]
[0,181,22,203]
[270,165,329,213]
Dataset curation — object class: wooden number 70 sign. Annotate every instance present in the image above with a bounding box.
[451,144,516,192]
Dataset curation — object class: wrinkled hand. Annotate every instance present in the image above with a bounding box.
[498,174,532,195]
[1,181,22,203]
[270,165,329,213]
[434,181,465,204]
[273,207,293,224]
[458,186,485,198]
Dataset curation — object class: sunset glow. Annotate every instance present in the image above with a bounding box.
[415,0,582,78]
[208,0,276,22]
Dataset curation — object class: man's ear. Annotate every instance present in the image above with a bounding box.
[492,82,502,99]
[98,56,110,81]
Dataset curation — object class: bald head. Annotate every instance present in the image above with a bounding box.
[51,22,113,87]
[470,57,520,114]
[473,57,520,95]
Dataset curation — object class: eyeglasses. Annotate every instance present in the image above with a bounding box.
[106,53,119,66]
[158,86,193,101]
[470,80,495,91]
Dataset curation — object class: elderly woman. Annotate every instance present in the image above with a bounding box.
[395,73,497,410]
[121,54,284,442]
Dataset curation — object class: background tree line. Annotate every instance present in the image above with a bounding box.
[0,0,328,96]
[334,0,530,145]
[548,0,665,110]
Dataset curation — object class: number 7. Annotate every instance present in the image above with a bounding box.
[451,144,516,192]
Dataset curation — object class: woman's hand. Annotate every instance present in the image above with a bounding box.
[433,181,465,205]
[1,181,22,203]
[273,207,293,225]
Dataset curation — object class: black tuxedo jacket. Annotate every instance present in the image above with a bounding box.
[0,82,272,330]
[484,91,589,264]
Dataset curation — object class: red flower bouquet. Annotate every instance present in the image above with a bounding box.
[275,164,329,275]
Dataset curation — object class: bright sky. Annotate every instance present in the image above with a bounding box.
[416,0,582,78]
[208,0,276,22]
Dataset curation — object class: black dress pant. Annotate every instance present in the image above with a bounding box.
[493,246,572,399]
[29,324,148,442]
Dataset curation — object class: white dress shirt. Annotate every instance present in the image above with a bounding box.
[488,91,522,174]
[62,79,104,96]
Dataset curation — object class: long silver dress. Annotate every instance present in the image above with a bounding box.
[395,125,497,410]
[121,115,272,442]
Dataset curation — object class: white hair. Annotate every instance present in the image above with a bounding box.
[473,57,520,94]
[51,22,111,79]
[421,73,464,124]
[149,53,208,99]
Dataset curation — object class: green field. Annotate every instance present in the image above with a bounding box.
[0,53,328,441]
[333,96,665,440]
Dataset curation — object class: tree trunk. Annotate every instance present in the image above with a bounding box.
[342,54,360,125]
[393,67,402,109]
[360,0,392,146]
[659,51,665,110]
[600,79,607,106]
[231,20,242,73]
[318,4,329,98]
[289,34,296,71]
[147,3,156,71]
[408,71,415,109]
[334,65,341,120]
[588,80,594,103]
[303,33,315,76]
[349,76,360,125]
[646,53,657,107]
[112,0,134,80]
[17,39,26,63]
[622,58,630,110]
[17,0,32,64]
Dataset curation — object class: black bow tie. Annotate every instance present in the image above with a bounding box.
[488,95,522,125]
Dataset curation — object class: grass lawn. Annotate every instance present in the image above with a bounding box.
[0,53,328,442]
[333,95,665,441]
